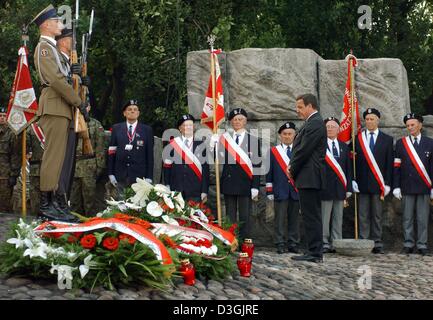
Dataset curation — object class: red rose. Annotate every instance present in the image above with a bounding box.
[67,235,78,243]
[119,234,136,245]
[80,234,97,249]
[102,237,119,251]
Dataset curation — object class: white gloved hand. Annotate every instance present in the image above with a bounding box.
[209,134,220,152]
[251,188,259,200]
[385,185,391,197]
[201,193,208,202]
[430,189,433,200]
[346,192,352,199]
[267,194,274,201]
[109,175,118,187]
[352,181,360,193]
[145,178,153,184]
[393,188,402,200]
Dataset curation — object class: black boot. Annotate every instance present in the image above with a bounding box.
[38,192,64,221]
[52,192,79,223]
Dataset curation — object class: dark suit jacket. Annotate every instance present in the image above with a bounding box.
[354,130,393,194]
[219,132,262,196]
[108,122,154,185]
[290,112,327,190]
[393,135,433,195]
[320,140,353,200]
[163,140,210,198]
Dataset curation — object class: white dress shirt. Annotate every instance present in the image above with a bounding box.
[182,135,193,150]
[411,133,421,145]
[365,128,379,145]
[233,129,246,146]
[126,121,138,141]
[327,138,340,157]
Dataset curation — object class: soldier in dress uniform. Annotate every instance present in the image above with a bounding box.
[108,100,154,194]
[70,104,106,215]
[0,107,20,212]
[266,122,300,254]
[352,108,393,254]
[32,4,85,221]
[215,108,261,240]
[321,117,353,253]
[393,113,433,255]
[162,114,209,202]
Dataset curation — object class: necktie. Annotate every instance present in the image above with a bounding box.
[185,138,190,149]
[369,132,375,151]
[128,125,133,137]
[414,137,419,148]
[235,134,240,145]
[332,141,339,158]
[286,145,292,159]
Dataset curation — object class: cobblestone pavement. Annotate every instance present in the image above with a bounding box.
[1,212,433,300]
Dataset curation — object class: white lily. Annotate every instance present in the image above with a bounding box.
[124,201,143,211]
[23,242,48,260]
[190,209,209,223]
[174,193,185,210]
[147,201,163,217]
[130,178,153,206]
[161,215,179,226]
[6,230,25,249]
[50,264,77,290]
[163,194,175,209]
[106,197,122,206]
[153,184,170,195]
[79,254,97,279]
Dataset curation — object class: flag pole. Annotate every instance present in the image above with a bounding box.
[21,28,29,219]
[208,35,222,226]
[349,50,358,240]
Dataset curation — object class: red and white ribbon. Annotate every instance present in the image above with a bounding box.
[402,136,432,188]
[271,145,297,191]
[325,149,347,189]
[220,132,253,179]
[169,137,202,180]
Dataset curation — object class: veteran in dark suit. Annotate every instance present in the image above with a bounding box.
[288,94,327,263]
[108,100,154,191]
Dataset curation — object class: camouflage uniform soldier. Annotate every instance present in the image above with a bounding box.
[70,114,106,215]
[0,107,20,212]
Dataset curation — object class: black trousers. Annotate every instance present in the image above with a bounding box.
[224,194,251,240]
[298,188,323,257]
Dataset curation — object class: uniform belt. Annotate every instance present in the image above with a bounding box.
[76,155,96,161]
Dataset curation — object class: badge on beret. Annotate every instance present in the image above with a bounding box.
[41,49,48,57]
[234,110,238,115]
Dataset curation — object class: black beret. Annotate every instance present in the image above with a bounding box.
[123,99,139,111]
[363,108,381,119]
[177,114,195,127]
[228,108,248,121]
[324,116,340,126]
[55,28,72,40]
[278,122,296,134]
[33,5,62,27]
[403,113,423,124]
[0,106,7,113]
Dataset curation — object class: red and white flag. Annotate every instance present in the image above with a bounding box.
[338,55,361,144]
[6,46,38,135]
[201,50,225,130]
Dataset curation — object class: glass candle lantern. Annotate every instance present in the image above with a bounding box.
[179,259,196,285]
[237,252,252,277]
[241,238,255,259]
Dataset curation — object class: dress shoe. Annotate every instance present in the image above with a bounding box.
[401,247,413,254]
[291,254,323,263]
[372,247,384,254]
[52,192,80,223]
[287,246,300,254]
[417,248,429,256]
[276,247,285,254]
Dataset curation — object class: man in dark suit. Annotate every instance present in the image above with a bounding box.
[288,93,327,263]
[108,100,154,192]
[321,117,353,253]
[353,108,393,254]
[393,113,433,255]
[218,108,261,240]
[266,122,300,254]
[163,114,209,203]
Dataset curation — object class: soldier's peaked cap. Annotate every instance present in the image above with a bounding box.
[363,108,381,119]
[32,5,62,27]
[278,122,296,133]
[55,28,73,40]
[228,108,248,120]
[403,112,423,124]
[177,114,195,127]
[123,99,139,111]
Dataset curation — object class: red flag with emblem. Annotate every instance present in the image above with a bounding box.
[338,56,361,144]
[201,50,225,130]
[7,46,39,135]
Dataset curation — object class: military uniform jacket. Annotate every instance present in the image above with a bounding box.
[108,122,154,184]
[290,112,327,190]
[265,145,299,201]
[34,36,81,119]
[321,140,353,200]
[75,118,106,178]
[0,125,20,179]
[218,132,261,196]
[354,130,393,194]
[393,135,433,195]
[163,139,209,198]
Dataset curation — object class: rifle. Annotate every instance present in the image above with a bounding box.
[71,0,93,155]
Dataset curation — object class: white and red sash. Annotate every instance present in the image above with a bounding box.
[325,149,347,190]
[401,136,432,188]
[220,132,253,179]
[271,145,297,191]
[31,123,45,150]
[170,137,202,180]
[358,132,385,197]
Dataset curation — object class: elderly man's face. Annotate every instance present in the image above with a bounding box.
[230,115,247,131]
[326,120,340,139]
[406,119,422,137]
[123,105,140,122]
[279,128,296,145]
[179,120,194,138]
[0,112,6,125]
[365,114,379,131]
